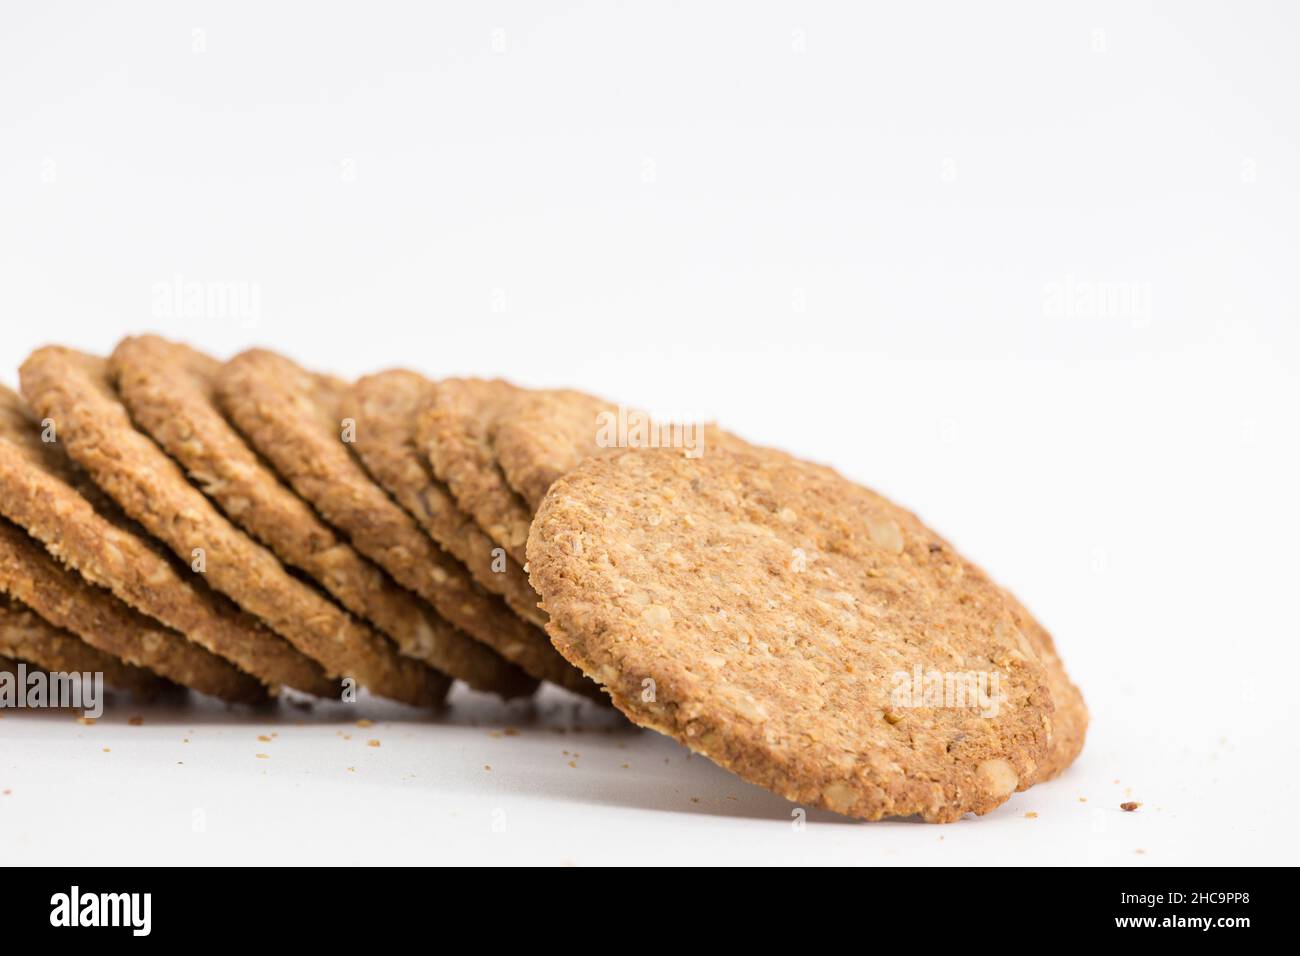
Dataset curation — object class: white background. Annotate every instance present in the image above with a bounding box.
[1,1,1297,865]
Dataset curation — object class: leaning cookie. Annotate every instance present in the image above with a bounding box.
[216,350,536,698]
[0,384,327,698]
[493,385,1088,774]
[350,371,543,625]
[0,595,171,698]
[528,447,1059,822]
[347,370,600,698]
[0,519,266,703]
[19,348,448,709]
[493,388,749,510]
[109,335,513,699]
[492,387,619,511]
[999,591,1088,783]
[417,378,537,567]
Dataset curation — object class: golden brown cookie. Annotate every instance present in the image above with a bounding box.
[347,370,599,697]
[494,389,745,511]
[109,335,516,699]
[493,387,618,511]
[0,519,265,703]
[215,349,537,698]
[18,347,448,709]
[0,384,329,698]
[0,595,169,697]
[351,371,543,624]
[1001,592,1088,783]
[528,447,1060,822]
[417,378,536,566]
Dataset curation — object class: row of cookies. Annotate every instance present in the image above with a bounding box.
[0,337,602,707]
[408,378,1089,821]
[1,336,1086,821]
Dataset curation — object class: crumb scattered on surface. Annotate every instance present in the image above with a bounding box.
[257,735,271,742]
[484,764,491,772]
[1078,797,1087,803]
[102,748,110,753]
[1025,811,1038,818]
[128,716,143,726]
[255,753,269,759]
[567,760,576,768]
[356,719,373,728]
[621,763,630,769]
[367,739,380,748]
[1136,848,1146,855]
[503,727,518,736]
[77,717,94,726]
[1121,801,1141,812]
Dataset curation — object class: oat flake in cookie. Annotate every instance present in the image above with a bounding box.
[527,447,1062,822]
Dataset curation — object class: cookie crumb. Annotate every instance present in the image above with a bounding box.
[367,739,380,747]
[255,753,269,759]
[1024,811,1038,818]
[356,719,373,728]
[257,734,271,742]
[1120,801,1141,812]
[128,716,143,726]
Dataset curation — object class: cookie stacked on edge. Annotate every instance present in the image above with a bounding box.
[0,335,1086,821]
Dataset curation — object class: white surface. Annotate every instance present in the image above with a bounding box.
[1,1,1298,865]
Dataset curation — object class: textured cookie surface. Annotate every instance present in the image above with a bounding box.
[1000,592,1087,783]
[418,378,536,565]
[528,448,1056,822]
[0,384,298,699]
[216,349,535,699]
[0,518,265,702]
[495,388,746,510]
[0,595,169,697]
[493,387,617,510]
[347,370,598,696]
[350,371,543,624]
[19,347,446,708]
[109,336,472,697]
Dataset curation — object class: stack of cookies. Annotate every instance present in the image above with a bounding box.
[0,335,1086,821]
